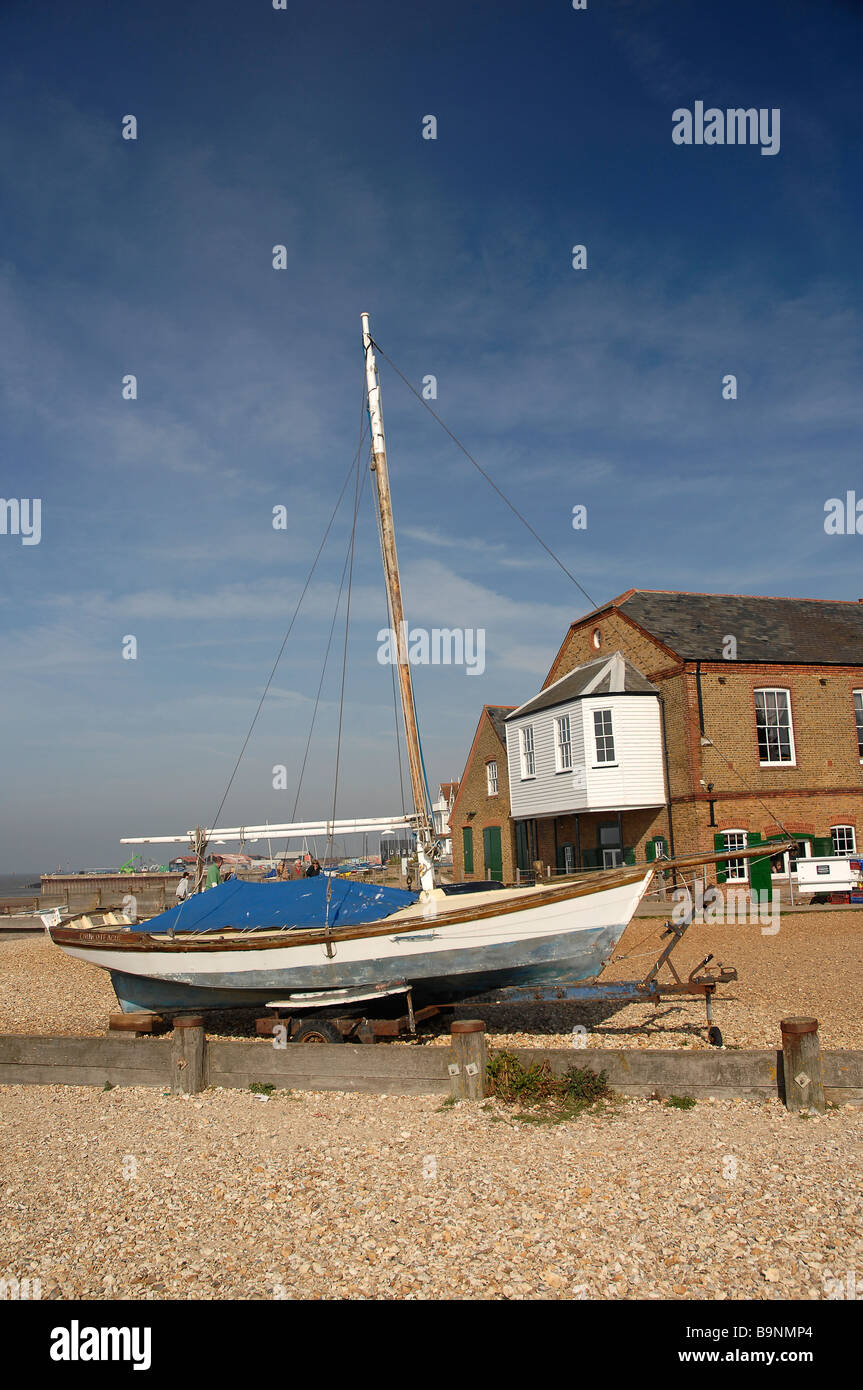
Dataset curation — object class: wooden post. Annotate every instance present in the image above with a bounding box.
[449,1020,487,1100]
[780,1016,825,1114]
[172,1015,206,1094]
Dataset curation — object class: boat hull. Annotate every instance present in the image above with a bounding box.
[52,872,653,1014]
[108,921,627,1011]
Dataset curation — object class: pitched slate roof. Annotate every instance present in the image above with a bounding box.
[605,591,863,664]
[507,653,657,720]
[486,705,516,745]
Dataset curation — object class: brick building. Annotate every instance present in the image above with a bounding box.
[451,591,863,893]
[449,705,516,883]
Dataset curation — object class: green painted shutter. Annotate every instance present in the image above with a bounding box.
[624,847,636,866]
[462,827,474,874]
[483,826,503,880]
[515,822,530,874]
[714,832,727,885]
[646,837,667,863]
[812,836,834,857]
[747,831,772,903]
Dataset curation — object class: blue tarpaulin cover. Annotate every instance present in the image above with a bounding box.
[138,877,419,935]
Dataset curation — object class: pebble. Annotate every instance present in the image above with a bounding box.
[0,914,861,1299]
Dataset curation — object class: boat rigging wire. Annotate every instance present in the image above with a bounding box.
[368,336,598,609]
[370,445,408,819]
[368,445,431,827]
[698,732,795,842]
[206,406,369,839]
[390,651,407,819]
[324,378,368,923]
[282,461,371,863]
[370,334,797,853]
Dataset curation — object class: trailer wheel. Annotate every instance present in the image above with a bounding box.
[707,1026,723,1048]
[292,1019,344,1045]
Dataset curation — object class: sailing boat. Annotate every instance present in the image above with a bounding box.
[48,316,777,1014]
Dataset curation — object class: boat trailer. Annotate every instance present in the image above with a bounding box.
[252,908,737,1048]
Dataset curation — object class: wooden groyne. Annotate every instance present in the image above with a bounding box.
[0,1019,860,1109]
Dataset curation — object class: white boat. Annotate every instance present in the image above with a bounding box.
[49,868,654,1012]
[49,316,780,1015]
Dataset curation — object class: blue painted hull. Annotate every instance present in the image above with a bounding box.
[109,921,622,1013]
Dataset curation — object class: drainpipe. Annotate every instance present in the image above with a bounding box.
[695,660,712,847]
[695,660,705,736]
[659,694,677,878]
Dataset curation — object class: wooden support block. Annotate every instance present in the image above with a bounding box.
[171,1017,206,1094]
[449,1019,487,1100]
[781,1016,826,1114]
[109,1012,165,1035]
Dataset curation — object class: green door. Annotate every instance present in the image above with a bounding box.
[483,826,503,881]
[462,827,474,875]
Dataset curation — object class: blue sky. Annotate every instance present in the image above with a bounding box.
[1,0,861,869]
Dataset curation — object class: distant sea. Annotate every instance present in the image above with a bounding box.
[0,872,42,903]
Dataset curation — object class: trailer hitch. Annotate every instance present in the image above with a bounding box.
[638,913,738,1045]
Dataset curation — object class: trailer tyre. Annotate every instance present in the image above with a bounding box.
[292,1019,344,1045]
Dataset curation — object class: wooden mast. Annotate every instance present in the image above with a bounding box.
[361,313,436,891]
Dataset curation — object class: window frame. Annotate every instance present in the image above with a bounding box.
[592,707,616,766]
[721,829,749,883]
[520,725,536,780]
[831,824,856,856]
[854,690,863,763]
[771,838,812,877]
[486,759,498,796]
[754,687,796,766]
[555,713,573,773]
